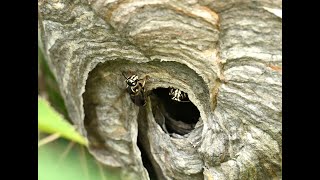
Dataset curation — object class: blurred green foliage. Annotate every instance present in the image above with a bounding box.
[38,48,69,118]
[38,96,87,146]
[39,138,121,180]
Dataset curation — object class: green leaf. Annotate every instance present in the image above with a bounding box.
[38,96,87,146]
[38,139,121,180]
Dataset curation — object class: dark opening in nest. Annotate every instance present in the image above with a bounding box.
[151,88,200,135]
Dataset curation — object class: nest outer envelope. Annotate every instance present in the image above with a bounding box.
[38,0,282,179]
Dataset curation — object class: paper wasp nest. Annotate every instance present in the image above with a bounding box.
[38,0,282,179]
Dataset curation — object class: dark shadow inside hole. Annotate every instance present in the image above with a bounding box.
[137,132,158,180]
[151,88,200,135]
[137,108,165,180]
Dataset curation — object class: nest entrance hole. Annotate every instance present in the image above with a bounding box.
[151,88,200,135]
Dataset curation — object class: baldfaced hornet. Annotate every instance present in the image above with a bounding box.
[122,72,148,106]
[169,88,190,102]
